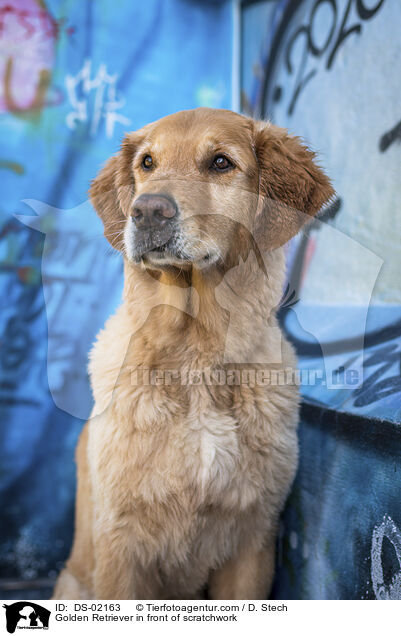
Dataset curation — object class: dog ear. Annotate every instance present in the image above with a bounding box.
[253,122,334,250]
[89,135,137,250]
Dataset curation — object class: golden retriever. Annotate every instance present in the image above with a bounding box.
[53,107,333,600]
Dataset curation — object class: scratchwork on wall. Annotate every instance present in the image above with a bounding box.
[241,0,401,600]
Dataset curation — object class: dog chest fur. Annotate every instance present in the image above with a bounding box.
[88,300,298,506]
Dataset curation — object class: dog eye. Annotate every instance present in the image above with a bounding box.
[142,155,154,170]
[211,155,234,172]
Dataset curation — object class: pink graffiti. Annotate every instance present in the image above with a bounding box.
[0,0,57,112]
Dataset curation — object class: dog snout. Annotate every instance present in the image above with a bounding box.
[132,194,178,229]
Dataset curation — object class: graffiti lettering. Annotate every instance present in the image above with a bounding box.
[285,26,317,116]
[371,515,401,600]
[264,0,386,116]
[379,118,401,153]
[352,344,401,407]
[65,59,131,138]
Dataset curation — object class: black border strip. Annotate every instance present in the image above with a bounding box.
[301,401,401,453]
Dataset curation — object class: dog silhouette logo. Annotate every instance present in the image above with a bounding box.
[2,602,50,633]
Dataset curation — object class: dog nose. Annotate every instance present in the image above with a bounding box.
[132,194,177,228]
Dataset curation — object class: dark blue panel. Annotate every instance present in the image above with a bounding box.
[272,405,401,599]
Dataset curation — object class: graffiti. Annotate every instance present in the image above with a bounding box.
[379,118,401,152]
[371,515,401,600]
[0,0,58,114]
[0,160,24,174]
[259,0,386,117]
[352,343,401,407]
[65,59,131,139]
[0,222,45,409]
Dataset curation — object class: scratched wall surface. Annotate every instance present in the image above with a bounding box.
[0,0,232,593]
[241,0,401,599]
[272,405,401,600]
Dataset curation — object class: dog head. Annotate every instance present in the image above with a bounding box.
[90,108,334,271]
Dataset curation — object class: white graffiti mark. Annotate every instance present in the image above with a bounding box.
[65,59,131,138]
[371,515,401,600]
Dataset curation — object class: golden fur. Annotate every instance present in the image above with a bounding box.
[53,108,333,600]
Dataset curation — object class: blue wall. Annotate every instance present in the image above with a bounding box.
[0,0,232,591]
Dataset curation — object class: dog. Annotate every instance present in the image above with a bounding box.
[53,107,333,599]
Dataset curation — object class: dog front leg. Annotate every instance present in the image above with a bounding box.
[208,539,276,600]
[93,531,161,599]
